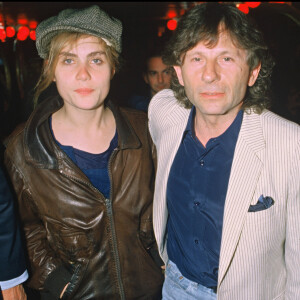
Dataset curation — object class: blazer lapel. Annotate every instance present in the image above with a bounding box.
[153,106,190,261]
[218,111,265,286]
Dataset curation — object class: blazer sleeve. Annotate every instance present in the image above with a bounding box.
[0,165,27,282]
[285,136,300,298]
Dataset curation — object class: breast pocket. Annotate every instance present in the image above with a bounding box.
[242,205,285,254]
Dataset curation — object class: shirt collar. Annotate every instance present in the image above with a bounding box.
[183,106,243,152]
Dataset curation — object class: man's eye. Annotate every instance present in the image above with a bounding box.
[223,57,232,62]
[192,57,201,62]
[149,71,157,76]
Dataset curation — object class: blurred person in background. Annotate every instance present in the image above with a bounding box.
[127,48,172,112]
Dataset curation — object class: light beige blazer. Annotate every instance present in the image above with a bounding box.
[148,89,300,300]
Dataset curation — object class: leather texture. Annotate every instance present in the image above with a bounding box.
[4,95,163,300]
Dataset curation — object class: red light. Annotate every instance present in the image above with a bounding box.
[6,15,14,26]
[6,26,15,38]
[29,20,38,29]
[245,2,261,8]
[0,28,6,42]
[167,10,177,19]
[167,19,177,31]
[17,14,28,25]
[237,4,249,14]
[29,30,36,40]
[17,26,30,41]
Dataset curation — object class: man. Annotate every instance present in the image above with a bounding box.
[127,51,172,111]
[0,144,28,300]
[148,3,300,300]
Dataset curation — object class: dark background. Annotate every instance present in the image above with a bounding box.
[0,2,299,141]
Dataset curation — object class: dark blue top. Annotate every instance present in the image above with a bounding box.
[49,117,118,199]
[166,107,243,288]
[127,90,151,112]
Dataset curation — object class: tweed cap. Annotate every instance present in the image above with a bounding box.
[36,5,122,59]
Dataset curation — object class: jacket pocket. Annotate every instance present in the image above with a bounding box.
[61,259,89,300]
[139,219,164,269]
[42,261,87,300]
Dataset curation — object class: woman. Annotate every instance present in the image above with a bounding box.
[4,5,163,300]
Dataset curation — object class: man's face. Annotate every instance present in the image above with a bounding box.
[143,56,172,96]
[174,31,261,121]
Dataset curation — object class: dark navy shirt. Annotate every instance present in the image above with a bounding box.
[49,117,118,199]
[167,107,243,288]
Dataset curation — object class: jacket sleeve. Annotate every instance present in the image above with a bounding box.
[285,137,300,299]
[4,152,73,296]
[138,122,163,268]
[0,165,27,283]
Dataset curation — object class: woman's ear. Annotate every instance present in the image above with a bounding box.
[111,68,115,79]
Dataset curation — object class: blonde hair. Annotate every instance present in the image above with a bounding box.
[34,32,120,106]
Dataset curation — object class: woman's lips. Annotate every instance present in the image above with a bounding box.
[74,88,94,95]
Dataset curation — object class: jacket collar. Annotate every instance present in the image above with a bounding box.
[24,95,141,169]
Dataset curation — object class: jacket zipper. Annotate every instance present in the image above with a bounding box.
[107,149,126,300]
[59,148,126,300]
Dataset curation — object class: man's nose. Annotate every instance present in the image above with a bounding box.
[202,61,219,83]
[157,73,164,83]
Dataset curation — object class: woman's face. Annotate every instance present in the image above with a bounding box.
[54,35,114,111]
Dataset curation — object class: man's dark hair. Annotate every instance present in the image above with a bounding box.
[163,2,275,113]
[142,40,167,74]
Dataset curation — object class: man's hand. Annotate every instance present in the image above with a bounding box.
[2,284,27,300]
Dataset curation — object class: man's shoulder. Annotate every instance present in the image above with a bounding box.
[259,110,300,135]
[149,89,180,112]
[149,89,190,126]
[244,110,300,148]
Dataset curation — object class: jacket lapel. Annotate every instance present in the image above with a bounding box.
[153,106,190,261]
[218,111,265,286]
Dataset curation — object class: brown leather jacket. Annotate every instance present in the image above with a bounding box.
[4,96,163,300]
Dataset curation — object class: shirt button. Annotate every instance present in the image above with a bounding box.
[200,160,204,166]
[194,239,199,244]
[194,202,200,206]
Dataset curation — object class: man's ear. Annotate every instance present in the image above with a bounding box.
[173,66,184,86]
[248,62,261,87]
[143,72,149,85]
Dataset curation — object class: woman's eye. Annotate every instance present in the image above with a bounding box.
[64,58,74,64]
[92,58,102,64]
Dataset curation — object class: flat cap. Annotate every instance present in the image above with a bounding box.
[36,5,122,59]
